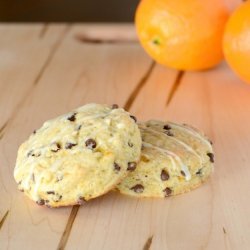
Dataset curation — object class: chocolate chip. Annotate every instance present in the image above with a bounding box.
[163,124,171,130]
[67,113,76,122]
[77,196,86,205]
[128,141,134,147]
[51,143,61,152]
[65,142,77,149]
[161,170,169,181]
[77,125,82,131]
[165,131,174,136]
[47,191,55,195]
[163,187,172,197]
[180,170,186,177]
[33,130,37,134]
[114,163,121,172]
[130,115,137,122]
[18,180,22,185]
[19,189,24,192]
[111,104,119,109]
[209,140,213,145]
[55,195,62,202]
[36,199,45,206]
[196,169,202,176]
[207,152,214,163]
[27,150,41,157]
[127,162,137,171]
[130,184,144,193]
[85,138,97,149]
[31,173,35,183]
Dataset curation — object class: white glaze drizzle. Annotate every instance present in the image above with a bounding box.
[140,126,203,167]
[142,142,191,181]
[168,122,212,150]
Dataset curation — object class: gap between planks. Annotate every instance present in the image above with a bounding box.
[0,120,9,140]
[124,61,156,111]
[166,70,185,106]
[143,235,154,250]
[75,34,137,44]
[57,206,80,250]
[0,210,9,231]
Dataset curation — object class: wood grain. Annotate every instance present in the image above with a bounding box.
[0,24,68,138]
[1,22,250,250]
[0,24,152,250]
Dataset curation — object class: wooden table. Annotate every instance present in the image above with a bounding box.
[0,24,250,250]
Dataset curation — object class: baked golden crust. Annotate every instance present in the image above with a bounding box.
[117,120,214,197]
[14,104,142,207]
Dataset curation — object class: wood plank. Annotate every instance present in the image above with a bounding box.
[0,24,68,134]
[0,24,155,250]
[66,64,250,249]
[0,24,69,248]
[156,63,250,250]
[1,21,249,250]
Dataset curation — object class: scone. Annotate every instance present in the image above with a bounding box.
[14,103,141,207]
[117,120,214,197]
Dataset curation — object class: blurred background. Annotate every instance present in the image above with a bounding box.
[0,0,139,22]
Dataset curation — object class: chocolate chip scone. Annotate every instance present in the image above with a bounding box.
[117,120,214,197]
[14,103,141,207]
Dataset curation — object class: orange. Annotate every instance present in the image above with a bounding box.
[135,0,230,70]
[223,1,250,84]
